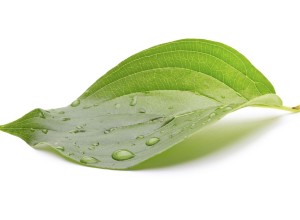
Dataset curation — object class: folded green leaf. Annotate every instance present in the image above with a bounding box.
[0,39,298,169]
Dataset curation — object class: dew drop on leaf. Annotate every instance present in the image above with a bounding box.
[71,99,80,107]
[146,137,160,146]
[42,129,48,134]
[130,96,137,106]
[55,146,64,151]
[139,108,146,113]
[136,135,144,140]
[112,149,135,161]
[80,156,99,164]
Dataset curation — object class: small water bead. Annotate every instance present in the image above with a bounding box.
[76,125,84,129]
[39,111,46,119]
[30,128,35,132]
[112,149,135,161]
[115,103,121,109]
[62,117,71,121]
[88,146,95,150]
[104,128,115,134]
[68,153,74,156]
[83,106,92,109]
[139,108,146,113]
[221,95,226,99]
[55,146,65,151]
[223,106,232,112]
[58,111,65,114]
[136,135,144,140]
[130,96,137,106]
[42,129,48,134]
[92,142,100,146]
[146,137,160,146]
[209,112,216,118]
[80,156,99,164]
[71,99,80,107]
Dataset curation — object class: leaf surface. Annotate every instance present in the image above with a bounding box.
[0,39,289,169]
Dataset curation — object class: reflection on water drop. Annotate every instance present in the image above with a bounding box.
[112,149,135,161]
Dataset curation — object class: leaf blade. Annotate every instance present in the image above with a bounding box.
[0,39,286,169]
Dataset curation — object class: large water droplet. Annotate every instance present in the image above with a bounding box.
[71,100,80,107]
[56,146,64,151]
[80,156,99,164]
[42,129,48,134]
[146,137,160,146]
[112,149,135,161]
[130,96,137,106]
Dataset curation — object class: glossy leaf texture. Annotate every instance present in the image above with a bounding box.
[0,39,287,169]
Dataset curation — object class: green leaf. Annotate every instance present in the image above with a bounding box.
[0,39,298,169]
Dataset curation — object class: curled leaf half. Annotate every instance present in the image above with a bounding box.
[0,39,298,169]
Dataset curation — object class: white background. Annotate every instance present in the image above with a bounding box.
[0,0,299,219]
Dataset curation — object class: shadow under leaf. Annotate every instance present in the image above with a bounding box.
[132,116,280,170]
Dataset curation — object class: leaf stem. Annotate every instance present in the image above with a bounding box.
[260,104,300,113]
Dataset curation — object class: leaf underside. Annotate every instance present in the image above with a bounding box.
[0,39,283,169]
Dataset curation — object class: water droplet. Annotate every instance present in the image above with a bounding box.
[83,106,91,109]
[168,106,174,110]
[92,142,100,146]
[80,156,99,164]
[88,146,95,150]
[69,129,86,134]
[223,106,232,111]
[42,129,48,134]
[139,108,146,113]
[136,135,144,140]
[76,125,83,129]
[104,128,115,134]
[58,111,65,114]
[94,103,99,107]
[130,96,137,106]
[39,111,46,119]
[62,117,71,121]
[161,117,175,127]
[115,103,121,109]
[209,112,216,118]
[68,153,74,156]
[55,146,64,151]
[30,128,35,132]
[146,137,160,146]
[71,99,80,107]
[221,95,226,99]
[112,149,135,161]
